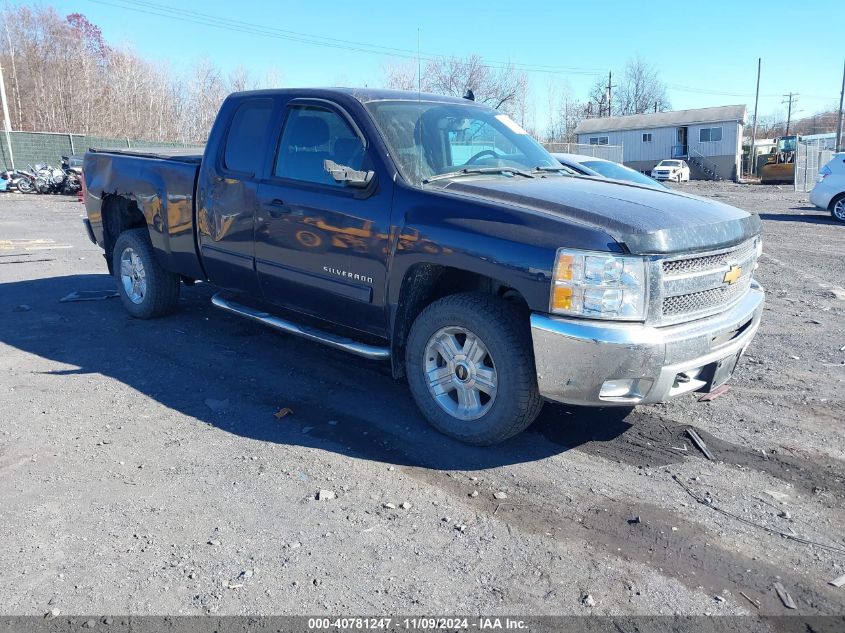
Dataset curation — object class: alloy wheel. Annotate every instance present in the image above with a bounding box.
[423,326,497,421]
[119,246,147,304]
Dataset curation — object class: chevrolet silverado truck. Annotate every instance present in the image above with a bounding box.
[82,88,764,445]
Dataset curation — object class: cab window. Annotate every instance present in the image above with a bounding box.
[274,105,365,187]
[223,99,274,174]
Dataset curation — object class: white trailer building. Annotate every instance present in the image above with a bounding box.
[574,105,747,181]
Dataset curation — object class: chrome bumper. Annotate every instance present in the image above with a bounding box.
[530,282,765,406]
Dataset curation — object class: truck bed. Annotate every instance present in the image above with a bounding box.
[83,148,205,281]
[87,146,204,163]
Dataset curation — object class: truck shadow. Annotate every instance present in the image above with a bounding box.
[0,274,653,471]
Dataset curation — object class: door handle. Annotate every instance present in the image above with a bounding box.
[265,199,288,218]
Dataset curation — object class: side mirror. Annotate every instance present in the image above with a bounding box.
[324,159,374,189]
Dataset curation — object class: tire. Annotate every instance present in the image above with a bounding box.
[405,292,543,445]
[17,177,34,194]
[830,194,845,223]
[112,228,180,319]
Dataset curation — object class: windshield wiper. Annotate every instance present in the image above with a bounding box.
[422,167,535,184]
[534,165,572,174]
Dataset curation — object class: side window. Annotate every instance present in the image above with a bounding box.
[699,127,723,143]
[223,99,274,174]
[274,105,365,187]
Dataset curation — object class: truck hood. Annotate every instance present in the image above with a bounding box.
[437,176,760,255]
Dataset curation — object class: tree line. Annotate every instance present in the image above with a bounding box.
[2,5,837,145]
[0,5,278,143]
[0,5,677,144]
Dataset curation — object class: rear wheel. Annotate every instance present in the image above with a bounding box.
[405,293,543,445]
[830,194,845,223]
[112,228,180,318]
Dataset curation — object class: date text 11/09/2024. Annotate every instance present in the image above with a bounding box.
[307,617,528,630]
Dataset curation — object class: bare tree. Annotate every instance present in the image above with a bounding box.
[585,76,611,118]
[545,81,586,143]
[0,4,260,143]
[384,55,528,115]
[615,56,670,115]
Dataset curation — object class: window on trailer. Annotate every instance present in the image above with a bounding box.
[699,127,723,143]
[589,136,609,145]
[642,133,652,142]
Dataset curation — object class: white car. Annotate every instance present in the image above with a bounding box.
[651,160,690,182]
[810,153,845,223]
[552,153,667,189]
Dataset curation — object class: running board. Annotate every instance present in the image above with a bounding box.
[211,292,390,361]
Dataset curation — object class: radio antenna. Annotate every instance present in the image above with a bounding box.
[417,27,423,182]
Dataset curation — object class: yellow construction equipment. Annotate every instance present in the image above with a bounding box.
[760,135,797,184]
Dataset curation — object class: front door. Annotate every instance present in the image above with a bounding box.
[255,101,393,337]
[677,126,688,157]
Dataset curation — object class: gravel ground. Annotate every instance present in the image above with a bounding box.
[0,182,843,617]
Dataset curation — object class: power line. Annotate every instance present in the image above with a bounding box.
[80,0,843,103]
[666,83,834,101]
[85,0,605,76]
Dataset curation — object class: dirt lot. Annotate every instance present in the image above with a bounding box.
[0,182,843,617]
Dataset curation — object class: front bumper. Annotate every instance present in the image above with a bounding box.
[809,183,834,210]
[652,173,675,180]
[530,282,764,406]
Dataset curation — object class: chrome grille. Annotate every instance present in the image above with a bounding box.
[656,237,759,324]
[663,240,756,276]
[662,272,753,316]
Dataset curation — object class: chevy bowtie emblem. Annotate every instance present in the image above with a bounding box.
[723,265,742,285]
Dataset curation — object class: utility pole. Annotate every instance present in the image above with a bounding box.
[750,58,761,176]
[836,59,844,152]
[782,92,798,136]
[0,60,13,170]
[605,71,615,117]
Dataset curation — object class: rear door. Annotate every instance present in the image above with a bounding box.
[255,100,392,336]
[198,97,276,294]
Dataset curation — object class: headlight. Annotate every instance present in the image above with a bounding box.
[550,249,648,320]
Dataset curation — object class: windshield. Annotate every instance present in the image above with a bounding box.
[778,137,797,152]
[366,100,560,185]
[658,160,681,167]
[582,160,665,187]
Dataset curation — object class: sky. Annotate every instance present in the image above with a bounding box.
[53,0,845,129]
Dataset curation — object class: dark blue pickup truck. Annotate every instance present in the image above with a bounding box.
[82,88,764,445]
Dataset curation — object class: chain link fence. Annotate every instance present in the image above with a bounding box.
[0,130,201,172]
[794,139,834,192]
[543,142,624,164]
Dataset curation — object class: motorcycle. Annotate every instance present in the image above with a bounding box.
[32,163,67,194]
[5,167,38,193]
[60,156,82,195]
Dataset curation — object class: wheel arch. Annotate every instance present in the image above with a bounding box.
[389,263,530,379]
[101,194,147,274]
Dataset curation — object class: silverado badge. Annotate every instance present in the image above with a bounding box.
[723,265,742,285]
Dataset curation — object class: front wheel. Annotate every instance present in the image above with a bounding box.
[17,177,34,194]
[112,228,181,318]
[830,194,845,223]
[405,293,543,445]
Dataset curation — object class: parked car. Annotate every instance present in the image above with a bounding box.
[651,160,690,182]
[82,88,764,446]
[810,153,845,223]
[552,153,666,189]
